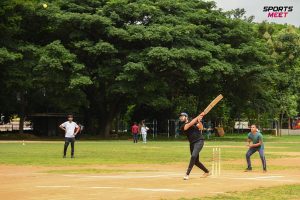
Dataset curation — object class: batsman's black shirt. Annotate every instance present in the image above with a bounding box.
[181,122,204,143]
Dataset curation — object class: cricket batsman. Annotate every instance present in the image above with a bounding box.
[179,112,210,180]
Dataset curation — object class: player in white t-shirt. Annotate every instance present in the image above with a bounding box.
[140,120,149,144]
[59,114,79,158]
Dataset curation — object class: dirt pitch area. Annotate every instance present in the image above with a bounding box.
[1,163,300,200]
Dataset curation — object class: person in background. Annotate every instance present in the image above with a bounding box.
[138,121,142,141]
[140,120,149,144]
[0,113,4,125]
[76,123,84,140]
[131,122,139,143]
[59,114,79,158]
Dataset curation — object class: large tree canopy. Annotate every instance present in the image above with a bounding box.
[1,0,299,136]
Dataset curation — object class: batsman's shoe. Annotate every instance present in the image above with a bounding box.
[244,168,252,172]
[201,172,211,178]
[183,175,189,180]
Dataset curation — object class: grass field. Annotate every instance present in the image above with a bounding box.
[0,135,300,199]
[181,184,300,200]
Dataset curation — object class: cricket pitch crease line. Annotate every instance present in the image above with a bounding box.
[126,171,179,174]
[231,175,284,179]
[228,175,297,182]
[89,186,121,189]
[63,173,183,179]
[229,178,295,182]
[129,188,184,192]
[36,186,71,188]
[209,192,225,194]
[62,174,292,181]
[254,176,284,179]
[35,186,183,192]
[224,175,285,179]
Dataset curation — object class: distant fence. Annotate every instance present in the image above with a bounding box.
[2,116,298,137]
[279,129,300,135]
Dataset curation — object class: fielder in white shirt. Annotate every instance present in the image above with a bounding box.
[140,120,149,143]
[59,115,79,158]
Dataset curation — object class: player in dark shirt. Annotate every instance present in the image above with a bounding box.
[179,112,210,180]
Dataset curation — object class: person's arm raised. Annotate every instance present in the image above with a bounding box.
[183,112,205,131]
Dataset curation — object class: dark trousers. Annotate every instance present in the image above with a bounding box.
[246,148,267,170]
[133,134,138,143]
[186,140,209,175]
[64,137,75,156]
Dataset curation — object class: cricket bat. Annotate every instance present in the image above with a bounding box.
[203,94,223,115]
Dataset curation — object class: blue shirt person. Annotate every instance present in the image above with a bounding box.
[245,124,267,172]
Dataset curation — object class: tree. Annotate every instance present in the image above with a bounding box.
[255,22,300,134]
[273,26,300,133]
[34,0,230,136]
[1,0,297,136]
[0,1,91,133]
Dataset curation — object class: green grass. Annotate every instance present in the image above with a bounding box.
[210,134,300,142]
[179,184,300,200]
[0,135,299,169]
[0,141,191,166]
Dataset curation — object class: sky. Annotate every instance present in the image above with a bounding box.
[207,0,300,27]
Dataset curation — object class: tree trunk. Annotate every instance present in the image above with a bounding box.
[18,92,25,134]
[102,104,120,138]
[83,107,98,135]
[83,86,122,137]
[84,110,117,137]
[279,112,284,137]
[115,116,119,135]
[275,120,279,137]
[19,113,24,134]
[103,120,112,138]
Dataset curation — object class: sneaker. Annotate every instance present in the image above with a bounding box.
[63,155,66,158]
[201,172,211,178]
[244,168,252,172]
[71,156,75,158]
[183,175,189,180]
